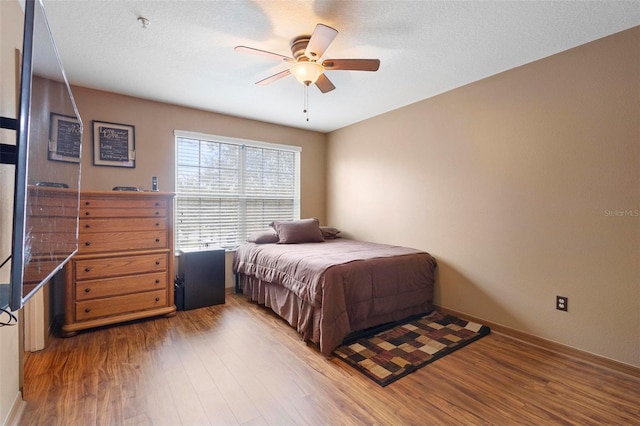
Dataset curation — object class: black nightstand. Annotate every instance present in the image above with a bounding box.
[176,248,225,310]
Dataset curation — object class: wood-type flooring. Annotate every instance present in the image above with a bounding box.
[20,293,640,425]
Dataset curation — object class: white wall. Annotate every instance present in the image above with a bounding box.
[0,1,24,423]
[327,27,640,368]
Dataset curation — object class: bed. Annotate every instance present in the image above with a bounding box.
[233,220,437,355]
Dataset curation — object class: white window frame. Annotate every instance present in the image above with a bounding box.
[174,130,301,250]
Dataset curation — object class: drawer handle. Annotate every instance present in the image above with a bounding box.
[85,241,91,246]
[155,279,160,284]
[84,288,91,293]
[155,238,160,243]
[85,212,90,216]
[85,201,90,206]
[155,211,159,216]
[84,267,91,273]
[155,297,160,302]
[85,308,91,313]
[155,261,161,265]
[155,202,159,206]
[155,223,160,227]
[84,224,90,229]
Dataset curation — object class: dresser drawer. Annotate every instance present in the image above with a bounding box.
[75,253,167,281]
[80,217,166,233]
[78,230,167,253]
[81,207,166,219]
[27,228,77,256]
[75,289,167,321]
[75,272,167,301]
[24,258,69,283]
[28,189,78,214]
[29,216,77,233]
[81,197,167,209]
[27,198,78,255]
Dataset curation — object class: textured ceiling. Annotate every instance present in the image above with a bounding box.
[41,0,640,133]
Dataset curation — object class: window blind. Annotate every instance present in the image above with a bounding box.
[175,131,300,250]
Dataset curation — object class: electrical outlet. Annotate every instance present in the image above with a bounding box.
[556,296,568,311]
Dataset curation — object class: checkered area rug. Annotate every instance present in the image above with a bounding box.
[333,311,490,386]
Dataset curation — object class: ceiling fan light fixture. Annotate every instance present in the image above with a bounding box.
[290,61,324,85]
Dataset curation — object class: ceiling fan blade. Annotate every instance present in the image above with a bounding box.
[256,69,291,86]
[235,46,294,62]
[304,24,338,60]
[314,73,335,93]
[322,59,380,71]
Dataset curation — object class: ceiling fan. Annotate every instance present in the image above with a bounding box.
[235,23,380,94]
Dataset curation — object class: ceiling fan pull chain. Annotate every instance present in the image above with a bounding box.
[303,84,310,122]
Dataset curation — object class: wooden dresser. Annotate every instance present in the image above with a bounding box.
[24,185,78,296]
[61,190,176,336]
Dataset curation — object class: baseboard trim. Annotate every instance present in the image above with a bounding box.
[435,305,640,379]
[4,392,25,426]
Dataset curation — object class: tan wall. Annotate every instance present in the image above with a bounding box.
[71,87,327,224]
[327,27,640,367]
[0,0,24,423]
[27,77,81,188]
[69,88,327,289]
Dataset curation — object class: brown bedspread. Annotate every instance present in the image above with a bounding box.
[234,239,437,355]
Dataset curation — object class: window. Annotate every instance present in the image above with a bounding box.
[175,131,300,250]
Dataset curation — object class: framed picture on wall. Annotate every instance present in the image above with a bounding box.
[48,113,81,163]
[92,120,135,168]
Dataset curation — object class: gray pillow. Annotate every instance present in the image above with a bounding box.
[273,218,324,244]
[247,229,279,244]
[320,226,341,239]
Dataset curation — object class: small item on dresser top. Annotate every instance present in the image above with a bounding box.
[35,181,68,188]
[152,176,158,191]
[112,186,140,191]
